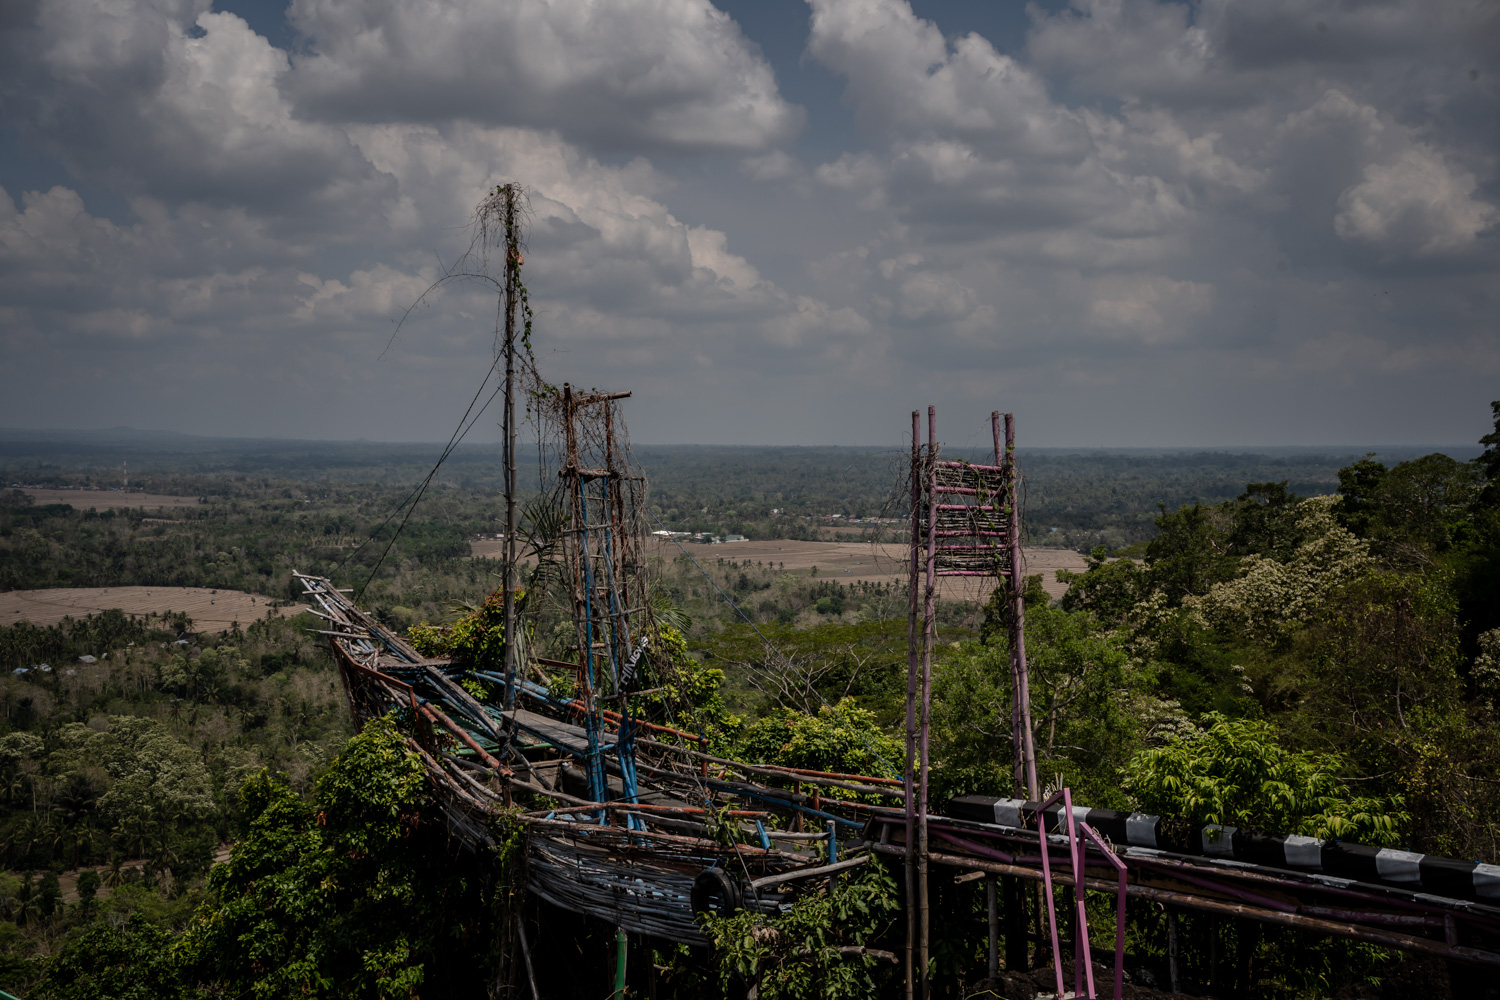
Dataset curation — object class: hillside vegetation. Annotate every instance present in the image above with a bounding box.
[0,416,1495,997]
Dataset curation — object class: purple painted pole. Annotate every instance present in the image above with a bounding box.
[1080,821,1129,1000]
[1035,789,1068,1000]
[1063,790,1096,999]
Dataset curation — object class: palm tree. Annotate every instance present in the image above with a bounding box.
[13,872,37,927]
[1,768,26,809]
[102,853,125,889]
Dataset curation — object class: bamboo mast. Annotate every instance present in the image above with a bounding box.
[1004,413,1038,799]
[501,183,521,710]
[904,410,921,1000]
[919,405,938,999]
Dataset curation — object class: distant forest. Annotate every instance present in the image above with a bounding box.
[2,428,1472,550]
[1,417,1499,997]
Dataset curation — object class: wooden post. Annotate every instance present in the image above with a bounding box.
[517,918,541,1000]
[1168,910,1181,994]
[1209,915,1219,992]
[987,875,999,978]
[1004,876,1028,972]
[904,410,921,1000]
[1003,413,1038,800]
[919,405,938,999]
[1236,918,1259,999]
[501,183,520,710]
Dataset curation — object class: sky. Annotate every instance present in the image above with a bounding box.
[0,0,1496,448]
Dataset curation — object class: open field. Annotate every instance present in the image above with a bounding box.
[469,537,1086,601]
[643,538,1088,601]
[12,488,203,510]
[0,587,306,631]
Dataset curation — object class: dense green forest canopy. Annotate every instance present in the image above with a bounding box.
[0,412,1497,998]
[4,427,1474,549]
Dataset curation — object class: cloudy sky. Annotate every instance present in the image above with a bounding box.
[1,0,1496,447]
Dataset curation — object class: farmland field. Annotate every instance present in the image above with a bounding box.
[470,536,1087,601]
[641,537,1087,601]
[13,488,202,510]
[0,586,306,630]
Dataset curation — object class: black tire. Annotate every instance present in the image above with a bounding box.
[690,866,743,917]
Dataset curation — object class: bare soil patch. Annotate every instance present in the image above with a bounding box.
[0,587,306,631]
[15,488,202,510]
[643,538,1087,602]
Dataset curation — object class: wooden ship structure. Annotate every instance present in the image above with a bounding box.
[297,384,900,947]
[300,398,1500,998]
[299,187,1499,996]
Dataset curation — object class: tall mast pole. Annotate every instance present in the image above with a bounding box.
[1004,413,1038,799]
[904,410,920,1000]
[501,183,520,710]
[920,405,937,999]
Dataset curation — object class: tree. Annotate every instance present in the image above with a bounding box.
[1145,502,1236,603]
[33,914,188,1000]
[1122,713,1404,844]
[1477,399,1500,484]
[735,698,901,782]
[178,715,518,999]
[1228,481,1303,561]
[38,868,60,918]
[1057,548,1147,625]
[1335,454,1388,538]
[1185,496,1374,645]
[934,607,1146,805]
[700,866,900,1000]
[75,869,100,914]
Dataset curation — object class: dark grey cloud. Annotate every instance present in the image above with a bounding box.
[0,0,1495,447]
[285,0,805,155]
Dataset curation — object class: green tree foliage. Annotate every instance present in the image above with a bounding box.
[933,606,1149,805]
[735,698,901,780]
[1144,502,1236,603]
[1057,547,1147,625]
[1185,496,1373,645]
[178,715,518,999]
[33,913,189,1000]
[1122,713,1405,844]
[1336,454,1481,565]
[700,865,900,1000]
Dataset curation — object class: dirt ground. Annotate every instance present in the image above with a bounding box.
[0,587,306,631]
[641,538,1087,602]
[13,488,203,510]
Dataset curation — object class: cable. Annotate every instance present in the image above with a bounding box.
[352,353,506,600]
[645,508,902,780]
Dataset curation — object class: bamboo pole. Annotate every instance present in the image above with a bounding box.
[904,409,921,1000]
[873,844,1500,972]
[1004,413,1038,799]
[614,926,629,998]
[502,183,520,711]
[987,874,999,978]
[920,405,937,999]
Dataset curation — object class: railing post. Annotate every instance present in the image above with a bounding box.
[987,874,999,978]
